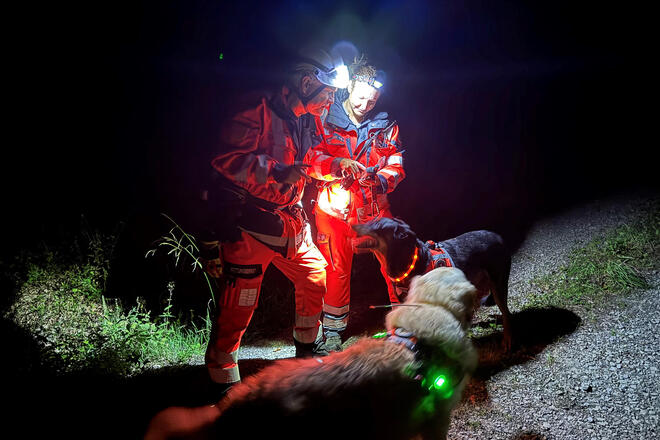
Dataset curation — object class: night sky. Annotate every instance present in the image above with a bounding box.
[8,1,655,256]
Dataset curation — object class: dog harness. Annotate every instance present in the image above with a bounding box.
[425,241,455,271]
[391,243,455,299]
[378,327,465,399]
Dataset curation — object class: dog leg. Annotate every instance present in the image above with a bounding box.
[474,269,514,351]
[490,262,514,351]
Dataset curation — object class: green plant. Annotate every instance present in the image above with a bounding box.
[145,213,216,307]
[6,221,213,377]
[528,208,659,308]
[99,293,210,374]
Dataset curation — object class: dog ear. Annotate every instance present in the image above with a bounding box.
[393,223,416,241]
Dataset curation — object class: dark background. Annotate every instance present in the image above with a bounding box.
[3,2,655,438]
[7,0,655,256]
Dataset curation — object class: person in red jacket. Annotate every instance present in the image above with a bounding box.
[201,48,350,390]
[308,56,405,351]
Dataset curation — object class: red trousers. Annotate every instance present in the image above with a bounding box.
[314,209,397,334]
[205,226,326,384]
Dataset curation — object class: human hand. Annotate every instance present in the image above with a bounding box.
[358,166,379,187]
[358,173,377,187]
[339,158,366,179]
[199,241,223,278]
[273,163,312,184]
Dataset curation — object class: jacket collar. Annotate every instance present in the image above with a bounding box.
[269,87,300,122]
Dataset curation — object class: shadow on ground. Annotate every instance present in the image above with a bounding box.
[462,306,581,404]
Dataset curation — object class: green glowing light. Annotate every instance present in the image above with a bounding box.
[433,375,447,389]
[219,52,223,60]
[372,331,388,339]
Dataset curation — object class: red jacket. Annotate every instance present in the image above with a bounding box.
[212,88,323,208]
[309,89,404,223]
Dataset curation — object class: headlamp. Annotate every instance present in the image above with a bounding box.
[352,69,386,90]
[433,375,447,389]
[315,63,350,89]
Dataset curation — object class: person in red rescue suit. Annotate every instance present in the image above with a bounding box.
[307,57,405,351]
[201,48,351,390]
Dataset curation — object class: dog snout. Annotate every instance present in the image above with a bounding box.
[351,223,370,236]
[351,236,378,253]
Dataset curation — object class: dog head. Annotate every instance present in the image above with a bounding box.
[352,217,419,279]
[387,266,477,337]
[385,267,478,407]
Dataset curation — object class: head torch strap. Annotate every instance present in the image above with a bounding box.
[352,71,385,90]
[299,83,328,106]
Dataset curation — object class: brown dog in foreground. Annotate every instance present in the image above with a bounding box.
[145,267,478,440]
[352,217,514,351]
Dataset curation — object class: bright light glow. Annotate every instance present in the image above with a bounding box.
[333,64,350,88]
[373,80,383,89]
[391,248,419,282]
[317,182,351,214]
[433,375,447,389]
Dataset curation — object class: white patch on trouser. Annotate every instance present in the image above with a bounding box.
[323,303,350,316]
[207,350,240,384]
[323,304,350,331]
[293,312,321,343]
[238,288,258,307]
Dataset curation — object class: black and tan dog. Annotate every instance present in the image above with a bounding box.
[145,267,478,440]
[352,217,514,351]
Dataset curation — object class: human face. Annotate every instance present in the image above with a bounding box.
[347,81,380,119]
[305,85,336,116]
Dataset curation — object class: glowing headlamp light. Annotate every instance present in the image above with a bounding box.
[316,64,350,89]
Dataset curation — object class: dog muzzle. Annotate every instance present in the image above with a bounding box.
[351,235,379,254]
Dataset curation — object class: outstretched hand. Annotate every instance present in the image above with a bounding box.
[279,163,312,184]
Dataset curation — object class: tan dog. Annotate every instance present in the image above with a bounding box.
[145,267,477,440]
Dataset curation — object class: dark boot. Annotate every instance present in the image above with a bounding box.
[206,380,240,404]
[324,330,343,352]
[294,327,329,358]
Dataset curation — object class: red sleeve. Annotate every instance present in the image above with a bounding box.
[211,100,278,186]
[375,124,405,193]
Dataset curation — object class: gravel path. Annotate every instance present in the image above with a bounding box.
[448,191,660,440]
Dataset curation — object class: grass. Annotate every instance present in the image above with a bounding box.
[527,205,659,309]
[4,217,212,377]
[3,202,658,379]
